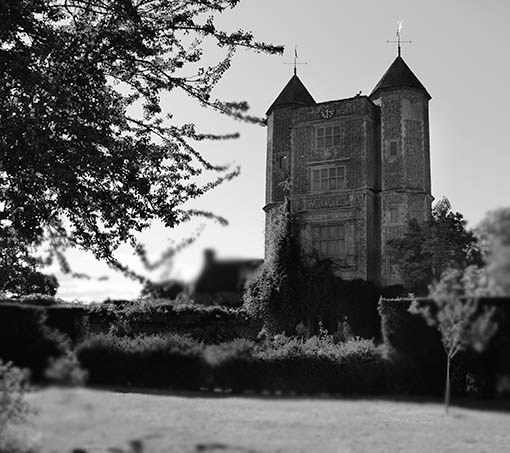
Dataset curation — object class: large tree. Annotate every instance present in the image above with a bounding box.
[0,0,282,284]
[388,198,482,294]
[476,207,510,295]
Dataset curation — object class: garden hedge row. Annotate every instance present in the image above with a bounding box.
[0,303,69,379]
[378,297,510,395]
[76,333,388,394]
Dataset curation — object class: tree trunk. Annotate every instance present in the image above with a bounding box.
[445,356,451,415]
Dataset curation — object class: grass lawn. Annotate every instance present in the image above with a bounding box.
[25,387,510,453]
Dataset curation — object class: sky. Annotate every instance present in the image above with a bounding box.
[54,0,510,301]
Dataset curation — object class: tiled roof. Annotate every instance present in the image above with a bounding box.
[370,56,431,100]
[266,74,316,115]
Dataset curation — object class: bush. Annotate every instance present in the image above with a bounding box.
[0,304,71,380]
[45,351,88,386]
[75,330,388,395]
[208,336,387,394]
[207,339,264,392]
[0,360,31,437]
[379,296,510,396]
[76,332,208,389]
[378,298,445,395]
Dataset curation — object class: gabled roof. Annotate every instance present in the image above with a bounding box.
[266,74,316,115]
[370,56,431,100]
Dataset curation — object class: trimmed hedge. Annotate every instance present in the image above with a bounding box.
[76,333,388,395]
[0,300,261,346]
[76,333,208,389]
[0,303,69,379]
[378,297,510,396]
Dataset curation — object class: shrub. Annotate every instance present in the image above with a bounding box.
[0,360,32,437]
[0,303,71,379]
[207,339,263,392]
[45,351,88,386]
[76,332,208,389]
[378,298,445,394]
[256,337,386,394]
[208,336,387,394]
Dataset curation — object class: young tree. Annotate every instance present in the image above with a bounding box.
[0,0,282,282]
[388,198,482,294]
[409,268,497,414]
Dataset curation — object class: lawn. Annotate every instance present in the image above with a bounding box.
[25,387,510,453]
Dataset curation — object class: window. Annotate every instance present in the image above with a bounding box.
[389,207,399,224]
[316,125,341,148]
[388,141,398,157]
[311,224,346,259]
[311,166,345,192]
[278,155,287,170]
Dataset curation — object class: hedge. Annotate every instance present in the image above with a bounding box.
[76,333,388,395]
[378,297,510,396]
[0,303,70,379]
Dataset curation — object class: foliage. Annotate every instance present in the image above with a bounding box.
[0,0,283,283]
[337,279,381,340]
[243,200,293,332]
[388,198,482,294]
[140,279,186,300]
[0,360,32,437]
[410,268,498,413]
[45,350,88,386]
[76,332,208,389]
[76,331,387,394]
[378,297,445,394]
[244,200,342,334]
[0,303,70,379]
[477,207,510,294]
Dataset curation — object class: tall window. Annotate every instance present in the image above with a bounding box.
[388,207,399,224]
[311,166,345,192]
[388,140,398,157]
[316,125,341,148]
[311,224,346,259]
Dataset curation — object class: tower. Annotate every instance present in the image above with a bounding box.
[369,55,433,285]
[263,74,315,254]
[263,52,432,287]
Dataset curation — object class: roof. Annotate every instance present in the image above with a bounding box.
[370,56,431,100]
[266,74,316,115]
[193,255,263,293]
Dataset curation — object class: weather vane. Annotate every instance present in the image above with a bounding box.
[284,45,308,75]
[386,20,412,57]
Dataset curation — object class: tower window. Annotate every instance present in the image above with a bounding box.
[388,141,398,157]
[311,224,346,259]
[389,207,399,224]
[278,155,287,170]
[316,126,341,148]
[311,166,346,192]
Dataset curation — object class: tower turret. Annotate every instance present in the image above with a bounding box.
[370,55,433,285]
[263,74,315,257]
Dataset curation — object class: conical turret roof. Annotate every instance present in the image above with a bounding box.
[370,56,431,100]
[266,74,316,115]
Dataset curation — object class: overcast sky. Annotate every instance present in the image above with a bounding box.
[54,0,510,301]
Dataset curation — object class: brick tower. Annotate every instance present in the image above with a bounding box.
[264,53,432,286]
[369,55,433,285]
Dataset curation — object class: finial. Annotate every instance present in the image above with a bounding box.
[386,20,412,57]
[284,45,308,75]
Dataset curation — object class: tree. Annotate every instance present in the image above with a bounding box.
[0,0,282,283]
[409,268,497,414]
[388,198,482,294]
[477,207,510,295]
[0,226,59,296]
